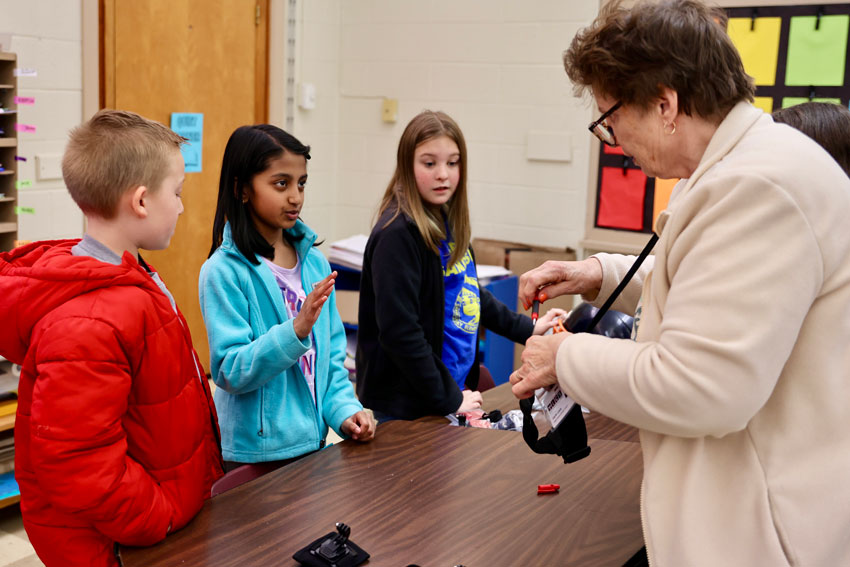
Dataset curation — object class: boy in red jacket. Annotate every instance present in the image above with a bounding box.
[0,110,224,566]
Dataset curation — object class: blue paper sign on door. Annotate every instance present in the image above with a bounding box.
[170,113,203,173]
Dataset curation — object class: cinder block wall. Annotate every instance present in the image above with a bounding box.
[2,0,84,242]
[3,0,600,253]
[291,0,599,250]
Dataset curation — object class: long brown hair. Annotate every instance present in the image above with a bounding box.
[377,110,470,267]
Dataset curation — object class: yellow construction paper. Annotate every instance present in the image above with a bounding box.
[753,97,774,113]
[728,17,782,86]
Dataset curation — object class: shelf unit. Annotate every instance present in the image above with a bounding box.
[0,52,20,508]
[0,52,18,252]
[0,355,17,508]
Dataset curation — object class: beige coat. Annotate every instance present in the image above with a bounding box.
[558,102,850,566]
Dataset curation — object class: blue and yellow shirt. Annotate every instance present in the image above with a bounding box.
[439,240,480,389]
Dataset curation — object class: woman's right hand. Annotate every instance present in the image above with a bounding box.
[518,258,604,310]
[293,272,337,339]
[456,389,483,413]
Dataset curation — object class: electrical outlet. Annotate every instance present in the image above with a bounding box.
[381,98,398,123]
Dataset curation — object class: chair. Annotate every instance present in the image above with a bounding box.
[210,463,275,497]
[477,363,496,392]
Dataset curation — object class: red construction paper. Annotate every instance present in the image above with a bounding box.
[597,167,647,231]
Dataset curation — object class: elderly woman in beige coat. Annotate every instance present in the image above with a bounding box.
[511,1,850,565]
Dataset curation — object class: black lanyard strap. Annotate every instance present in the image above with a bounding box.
[519,397,591,463]
[586,233,658,332]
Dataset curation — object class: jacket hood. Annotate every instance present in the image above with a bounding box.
[0,239,157,364]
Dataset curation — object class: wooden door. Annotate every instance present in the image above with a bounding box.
[101,0,269,367]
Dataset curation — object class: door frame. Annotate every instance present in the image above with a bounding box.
[81,0,285,124]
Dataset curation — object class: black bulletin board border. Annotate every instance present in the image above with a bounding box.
[726,4,850,104]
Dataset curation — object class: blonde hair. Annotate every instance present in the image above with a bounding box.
[62,109,186,219]
[378,110,470,267]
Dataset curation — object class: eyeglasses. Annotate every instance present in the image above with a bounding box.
[588,101,622,147]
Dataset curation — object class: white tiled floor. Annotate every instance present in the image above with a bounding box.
[0,505,43,567]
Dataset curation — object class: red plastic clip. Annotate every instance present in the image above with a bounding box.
[537,483,560,495]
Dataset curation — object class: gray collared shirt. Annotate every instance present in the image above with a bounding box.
[72,234,177,313]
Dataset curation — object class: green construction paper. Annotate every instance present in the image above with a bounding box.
[14,206,35,214]
[728,17,781,86]
[782,97,842,109]
[785,15,849,86]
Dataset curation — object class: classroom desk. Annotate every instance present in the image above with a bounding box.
[122,387,643,566]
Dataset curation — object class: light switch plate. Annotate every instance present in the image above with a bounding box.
[381,98,398,123]
[299,83,316,110]
[36,153,63,181]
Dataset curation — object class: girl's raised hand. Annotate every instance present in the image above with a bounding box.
[293,271,337,339]
[532,308,568,336]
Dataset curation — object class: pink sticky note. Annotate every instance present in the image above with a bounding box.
[14,123,36,133]
[14,96,35,105]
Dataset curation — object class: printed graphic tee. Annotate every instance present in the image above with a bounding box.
[438,240,480,390]
[263,256,317,401]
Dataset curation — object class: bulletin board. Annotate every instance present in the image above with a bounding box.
[581,1,850,256]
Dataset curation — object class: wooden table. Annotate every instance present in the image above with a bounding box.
[122,386,643,566]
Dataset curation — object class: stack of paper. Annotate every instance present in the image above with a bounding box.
[0,359,17,399]
[327,234,369,270]
[477,264,512,285]
[0,374,16,398]
[0,435,13,473]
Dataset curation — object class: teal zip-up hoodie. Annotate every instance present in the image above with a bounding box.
[199,221,362,462]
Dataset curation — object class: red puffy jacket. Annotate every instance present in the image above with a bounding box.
[0,240,223,567]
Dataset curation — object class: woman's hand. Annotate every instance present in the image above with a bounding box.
[518,258,604,310]
[293,271,337,340]
[456,389,483,413]
[509,333,570,399]
[532,308,568,336]
[340,410,376,442]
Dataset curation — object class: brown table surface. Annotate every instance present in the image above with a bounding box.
[122,385,643,567]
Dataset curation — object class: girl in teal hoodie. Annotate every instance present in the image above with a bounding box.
[200,125,375,472]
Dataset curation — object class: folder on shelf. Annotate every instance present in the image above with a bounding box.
[0,471,19,504]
